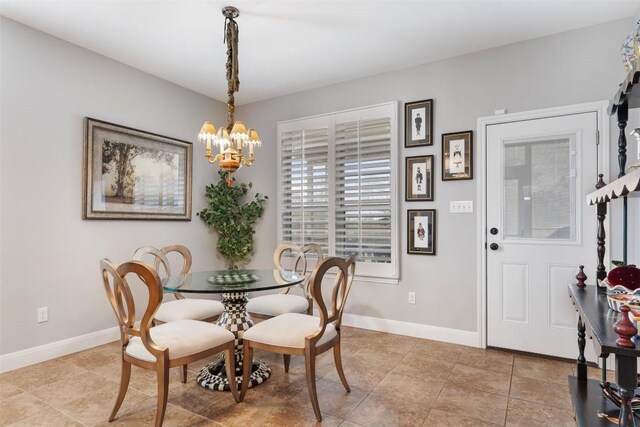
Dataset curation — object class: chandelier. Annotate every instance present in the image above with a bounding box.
[197,6,261,174]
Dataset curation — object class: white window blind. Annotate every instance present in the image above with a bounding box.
[278,103,398,281]
[335,118,392,264]
[280,127,330,253]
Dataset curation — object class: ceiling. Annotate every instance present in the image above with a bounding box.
[1,0,637,105]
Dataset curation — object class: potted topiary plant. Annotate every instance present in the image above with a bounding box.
[197,170,268,269]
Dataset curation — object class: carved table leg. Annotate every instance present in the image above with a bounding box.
[196,292,271,391]
[616,355,637,427]
[596,201,608,287]
[577,316,588,382]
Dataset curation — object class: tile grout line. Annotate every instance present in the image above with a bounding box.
[13,389,90,427]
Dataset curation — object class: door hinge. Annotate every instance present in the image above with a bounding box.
[596,130,600,146]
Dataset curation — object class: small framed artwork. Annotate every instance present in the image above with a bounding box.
[405,155,434,201]
[404,99,433,147]
[442,130,473,181]
[83,117,193,220]
[407,209,436,255]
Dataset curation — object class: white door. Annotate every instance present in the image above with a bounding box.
[487,112,599,359]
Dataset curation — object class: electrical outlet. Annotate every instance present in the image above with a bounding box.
[408,292,416,305]
[37,307,48,323]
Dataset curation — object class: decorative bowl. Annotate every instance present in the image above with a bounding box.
[607,265,640,291]
[607,292,640,312]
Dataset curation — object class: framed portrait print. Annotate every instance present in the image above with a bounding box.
[407,209,436,255]
[442,130,473,181]
[404,99,433,147]
[83,117,193,220]
[405,155,434,201]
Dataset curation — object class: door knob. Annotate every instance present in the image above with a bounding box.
[490,227,499,235]
[489,243,499,251]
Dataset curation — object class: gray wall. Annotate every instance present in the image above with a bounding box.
[0,18,228,354]
[237,18,635,333]
[1,16,637,356]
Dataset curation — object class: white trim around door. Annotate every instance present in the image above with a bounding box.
[476,101,610,349]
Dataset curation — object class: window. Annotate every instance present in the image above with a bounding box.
[278,103,398,280]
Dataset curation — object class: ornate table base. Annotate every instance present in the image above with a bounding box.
[196,292,271,391]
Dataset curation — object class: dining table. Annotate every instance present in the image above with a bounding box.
[162,268,305,391]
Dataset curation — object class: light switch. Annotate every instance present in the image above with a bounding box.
[450,201,473,213]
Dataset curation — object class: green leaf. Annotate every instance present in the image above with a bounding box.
[197,170,268,268]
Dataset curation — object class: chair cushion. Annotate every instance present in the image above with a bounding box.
[242,313,337,349]
[246,294,309,317]
[154,299,224,323]
[126,320,234,362]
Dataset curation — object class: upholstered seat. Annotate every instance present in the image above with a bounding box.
[245,294,308,318]
[126,319,234,362]
[243,313,336,348]
[154,299,224,323]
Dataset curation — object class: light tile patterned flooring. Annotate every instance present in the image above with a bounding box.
[0,326,597,426]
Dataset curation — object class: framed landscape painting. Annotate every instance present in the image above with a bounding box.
[407,209,436,255]
[442,130,473,181]
[405,155,434,201]
[404,99,433,147]
[83,118,192,220]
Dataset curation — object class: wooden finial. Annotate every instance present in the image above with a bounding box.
[576,265,587,288]
[614,305,637,348]
[595,174,606,189]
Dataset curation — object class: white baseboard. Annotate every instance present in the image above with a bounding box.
[336,311,481,347]
[0,314,481,373]
[0,327,120,373]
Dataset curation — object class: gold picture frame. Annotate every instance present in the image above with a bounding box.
[407,209,436,255]
[405,155,434,201]
[404,99,433,147]
[442,130,473,181]
[83,118,192,220]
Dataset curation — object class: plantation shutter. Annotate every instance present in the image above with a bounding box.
[280,126,330,253]
[335,117,392,264]
[278,102,398,281]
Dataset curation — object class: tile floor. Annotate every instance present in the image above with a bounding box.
[0,326,596,426]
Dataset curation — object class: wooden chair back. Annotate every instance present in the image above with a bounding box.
[300,244,325,299]
[133,246,172,277]
[100,259,165,359]
[308,255,356,339]
[274,243,305,295]
[133,244,192,300]
[159,244,192,275]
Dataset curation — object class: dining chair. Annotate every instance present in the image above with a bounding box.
[246,243,324,320]
[99,259,239,427]
[240,255,356,421]
[133,245,224,324]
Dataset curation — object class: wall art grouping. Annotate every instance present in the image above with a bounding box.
[83,118,193,220]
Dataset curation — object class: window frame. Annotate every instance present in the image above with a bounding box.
[277,102,399,282]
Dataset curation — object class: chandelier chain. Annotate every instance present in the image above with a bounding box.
[225,16,239,130]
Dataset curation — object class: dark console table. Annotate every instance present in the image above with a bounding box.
[568,284,640,426]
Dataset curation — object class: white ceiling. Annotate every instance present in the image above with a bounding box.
[1,0,637,105]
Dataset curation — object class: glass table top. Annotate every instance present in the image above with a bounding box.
[161,269,305,294]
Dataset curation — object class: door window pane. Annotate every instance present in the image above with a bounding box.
[503,137,576,241]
